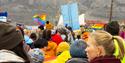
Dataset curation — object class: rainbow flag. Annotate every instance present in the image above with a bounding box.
[40,14,46,21]
[33,14,46,26]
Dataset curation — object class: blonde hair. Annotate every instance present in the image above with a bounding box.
[90,30,125,59]
[90,30,114,55]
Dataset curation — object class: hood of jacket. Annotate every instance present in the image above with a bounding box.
[0,49,25,62]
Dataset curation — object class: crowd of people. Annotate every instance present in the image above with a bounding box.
[0,20,125,63]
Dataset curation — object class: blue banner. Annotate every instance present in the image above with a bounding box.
[69,3,80,30]
[61,4,70,26]
[0,11,8,17]
[61,3,80,30]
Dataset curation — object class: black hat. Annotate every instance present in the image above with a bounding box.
[105,21,120,35]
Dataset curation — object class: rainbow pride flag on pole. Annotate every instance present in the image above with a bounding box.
[33,14,46,26]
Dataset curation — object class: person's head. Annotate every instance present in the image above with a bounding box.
[0,22,31,62]
[105,21,120,35]
[46,21,49,24]
[67,26,73,32]
[70,40,87,58]
[28,48,44,63]
[77,35,81,40]
[30,32,37,41]
[85,30,125,61]
[42,30,51,40]
[38,25,44,30]
[34,38,48,48]
[56,42,70,55]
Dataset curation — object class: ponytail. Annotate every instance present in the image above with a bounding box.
[113,36,125,63]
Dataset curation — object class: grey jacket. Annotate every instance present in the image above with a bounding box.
[0,49,25,63]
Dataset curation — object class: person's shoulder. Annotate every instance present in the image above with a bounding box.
[0,49,25,63]
[66,58,88,63]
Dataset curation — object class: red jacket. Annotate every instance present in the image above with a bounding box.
[51,34,63,45]
[90,56,121,63]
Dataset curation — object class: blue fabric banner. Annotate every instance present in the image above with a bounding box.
[61,3,80,30]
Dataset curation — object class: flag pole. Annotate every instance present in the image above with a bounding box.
[109,0,114,22]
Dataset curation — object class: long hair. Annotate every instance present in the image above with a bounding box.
[90,30,114,55]
[91,30,125,60]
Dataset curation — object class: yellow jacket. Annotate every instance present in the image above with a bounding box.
[113,39,125,63]
[45,23,53,30]
[51,51,71,63]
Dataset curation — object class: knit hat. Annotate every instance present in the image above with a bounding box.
[105,21,120,35]
[28,48,44,63]
[70,40,87,58]
[0,22,23,50]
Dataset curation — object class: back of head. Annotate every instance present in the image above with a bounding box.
[77,35,81,40]
[46,21,49,24]
[30,33,37,41]
[42,30,51,40]
[67,26,73,32]
[105,21,120,35]
[0,22,23,50]
[0,22,31,62]
[70,40,87,58]
[38,25,44,30]
[34,38,48,48]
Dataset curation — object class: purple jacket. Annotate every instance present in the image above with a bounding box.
[89,56,121,63]
[120,31,125,39]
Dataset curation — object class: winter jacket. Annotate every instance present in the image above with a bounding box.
[51,34,63,45]
[51,51,71,63]
[89,56,121,63]
[0,49,25,63]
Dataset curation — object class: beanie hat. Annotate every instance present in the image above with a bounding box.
[28,48,44,63]
[0,22,23,50]
[70,40,87,58]
[105,21,120,35]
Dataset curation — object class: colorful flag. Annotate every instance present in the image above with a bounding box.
[33,14,46,26]
[40,14,46,21]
